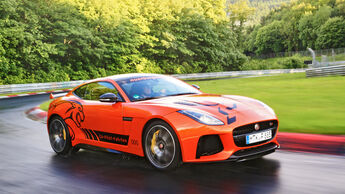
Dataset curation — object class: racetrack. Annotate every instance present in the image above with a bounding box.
[1,96,345,194]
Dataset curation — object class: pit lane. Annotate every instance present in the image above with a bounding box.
[1,95,345,194]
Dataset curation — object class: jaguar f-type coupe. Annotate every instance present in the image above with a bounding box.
[47,73,279,170]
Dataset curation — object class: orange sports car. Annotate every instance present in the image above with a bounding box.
[47,73,279,170]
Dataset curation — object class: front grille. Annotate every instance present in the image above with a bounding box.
[233,120,278,147]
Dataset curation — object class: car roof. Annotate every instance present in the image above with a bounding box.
[105,73,166,82]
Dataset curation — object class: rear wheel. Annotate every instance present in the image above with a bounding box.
[48,116,77,155]
[143,121,182,170]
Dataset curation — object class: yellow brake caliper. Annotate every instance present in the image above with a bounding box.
[62,128,66,140]
[151,130,160,154]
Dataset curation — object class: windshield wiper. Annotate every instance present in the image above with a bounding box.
[134,92,197,101]
[166,92,198,97]
[134,96,163,102]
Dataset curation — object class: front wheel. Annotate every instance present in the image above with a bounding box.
[143,121,182,170]
[48,116,77,155]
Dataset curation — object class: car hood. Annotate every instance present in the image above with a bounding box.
[137,94,276,125]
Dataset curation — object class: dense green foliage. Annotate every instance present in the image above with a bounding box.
[227,0,291,26]
[191,73,345,134]
[226,0,291,50]
[1,0,344,85]
[245,0,345,55]
[316,17,345,49]
[0,0,246,84]
[240,55,309,70]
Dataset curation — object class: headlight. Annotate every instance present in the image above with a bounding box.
[178,110,224,125]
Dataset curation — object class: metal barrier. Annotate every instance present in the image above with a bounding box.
[306,65,345,77]
[0,80,85,94]
[0,69,306,94]
[173,69,305,79]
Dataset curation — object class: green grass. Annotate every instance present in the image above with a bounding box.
[40,99,52,111]
[315,53,345,62]
[241,55,310,70]
[188,73,345,134]
[334,53,345,61]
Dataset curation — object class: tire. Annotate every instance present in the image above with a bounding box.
[48,116,77,155]
[143,120,182,170]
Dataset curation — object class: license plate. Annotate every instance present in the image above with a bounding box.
[246,130,272,144]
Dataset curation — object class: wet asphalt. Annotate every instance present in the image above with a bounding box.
[0,95,345,194]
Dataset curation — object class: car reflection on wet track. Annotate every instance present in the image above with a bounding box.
[49,149,280,194]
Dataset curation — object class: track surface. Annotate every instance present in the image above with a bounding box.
[1,95,345,194]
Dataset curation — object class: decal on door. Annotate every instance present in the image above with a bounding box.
[81,128,129,146]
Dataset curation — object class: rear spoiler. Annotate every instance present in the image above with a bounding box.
[50,92,68,99]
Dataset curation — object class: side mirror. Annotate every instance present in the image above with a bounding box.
[99,93,118,103]
[192,84,200,90]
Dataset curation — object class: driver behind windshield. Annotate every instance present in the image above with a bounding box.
[116,75,200,102]
[130,82,153,100]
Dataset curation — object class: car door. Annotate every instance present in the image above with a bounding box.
[74,81,128,146]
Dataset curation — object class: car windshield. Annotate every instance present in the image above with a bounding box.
[115,75,201,102]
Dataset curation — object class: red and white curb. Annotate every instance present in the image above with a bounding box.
[25,106,345,156]
[25,107,47,124]
[0,89,70,99]
[278,132,345,156]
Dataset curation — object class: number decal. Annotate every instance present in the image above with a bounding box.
[131,139,139,146]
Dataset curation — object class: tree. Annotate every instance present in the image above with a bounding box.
[0,0,246,84]
[227,0,255,48]
[298,6,331,49]
[244,26,260,54]
[255,21,286,54]
[316,17,345,49]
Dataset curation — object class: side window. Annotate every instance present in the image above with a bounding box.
[73,84,88,99]
[74,82,121,101]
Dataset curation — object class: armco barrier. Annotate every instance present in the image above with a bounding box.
[0,80,85,94]
[306,64,345,77]
[173,69,305,79]
[0,69,305,94]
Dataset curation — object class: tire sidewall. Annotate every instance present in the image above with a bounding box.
[48,115,72,155]
[143,120,182,170]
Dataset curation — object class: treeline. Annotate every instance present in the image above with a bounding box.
[0,0,246,84]
[227,0,291,26]
[245,0,345,55]
[247,0,291,25]
[2,0,344,85]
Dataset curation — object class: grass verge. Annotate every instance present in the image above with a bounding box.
[40,99,52,112]
[189,73,345,134]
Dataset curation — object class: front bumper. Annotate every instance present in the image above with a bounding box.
[164,112,279,163]
[227,142,279,162]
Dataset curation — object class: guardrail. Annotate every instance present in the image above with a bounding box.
[0,80,85,94]
[306,65,345,77]
[0,69,305,94]
[173,69,305,79]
